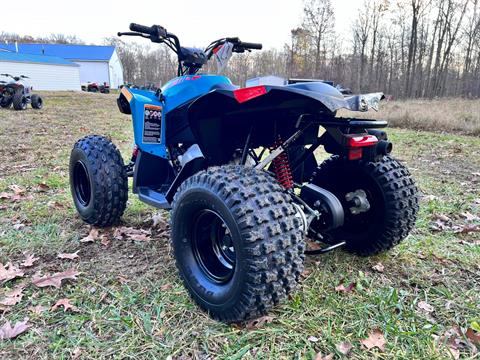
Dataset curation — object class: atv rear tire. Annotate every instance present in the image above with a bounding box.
[69,135,128,227]
[171,165,305,323]
[31,94,43,109]
[310,155,419,256]
[13,92,27,110]
[0,96,12,108]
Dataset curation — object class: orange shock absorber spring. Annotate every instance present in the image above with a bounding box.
[271,137,294,189]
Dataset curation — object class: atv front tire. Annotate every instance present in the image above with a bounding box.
[310,155,419,256]
[171,165,305,323]
[13,92,27,110]
[31,94,43,109]
[69,135,128,227]
[0,96,12,108]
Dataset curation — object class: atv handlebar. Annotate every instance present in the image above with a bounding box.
[237,42,262,50]
[129,23,167,38]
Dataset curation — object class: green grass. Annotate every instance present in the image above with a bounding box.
[0,92,479,359]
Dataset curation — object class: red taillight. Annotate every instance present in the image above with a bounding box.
[348,135,378,147]
[233,86,267,103]
[348,148,363,160]
[347,135,378,160]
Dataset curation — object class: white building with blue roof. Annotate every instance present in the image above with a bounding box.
[0,44,124,89]
[0,52,81,90]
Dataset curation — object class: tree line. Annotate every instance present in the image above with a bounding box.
[2,0,479,98]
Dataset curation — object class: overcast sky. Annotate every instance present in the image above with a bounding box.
[1,0,360,49]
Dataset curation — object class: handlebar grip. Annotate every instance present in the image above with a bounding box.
[129,23,154,35]
[240,42,263,50]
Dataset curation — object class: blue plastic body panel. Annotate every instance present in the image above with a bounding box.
[127,74,233,159]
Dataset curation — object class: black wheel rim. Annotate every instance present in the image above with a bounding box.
[192,209,236,284]
[73,161,91,206]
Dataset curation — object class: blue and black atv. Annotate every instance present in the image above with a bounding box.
[69,23,419,323]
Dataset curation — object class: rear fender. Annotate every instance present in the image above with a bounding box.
[118,87,168,158]
[187,85,336,164]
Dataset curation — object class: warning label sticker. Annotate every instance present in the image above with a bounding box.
[142,104,163,143]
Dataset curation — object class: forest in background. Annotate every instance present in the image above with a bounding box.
[1,0,479,98]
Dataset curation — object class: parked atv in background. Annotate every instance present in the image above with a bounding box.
[81,82,110,93]
[0,74,43,110]
[69,23,419,323]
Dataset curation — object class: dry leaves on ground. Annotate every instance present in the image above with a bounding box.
[336,341,353,355]
[51,298,79,312]
[308,335,319,343]
[32,269,80,289]
[113,226,151,242]
[80,227,100,243]
[372,262,385,273]
[360,329,386,351]
[0,285,25,307]
[0,319,30,340]
[466,328,480,345]
[417,300,435,313]
[21,254,39,268]
[0,263,24,283]
[244,315,275,329]
[335,281,356,293]
[36,183,50,192]
[57,251,80,260]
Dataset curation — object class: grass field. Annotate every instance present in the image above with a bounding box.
[0,92,479,359]
[341,98,480,136]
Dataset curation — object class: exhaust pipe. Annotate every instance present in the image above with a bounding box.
[376,140,392,156]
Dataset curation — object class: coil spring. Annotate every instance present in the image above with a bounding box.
[271,137,294,189]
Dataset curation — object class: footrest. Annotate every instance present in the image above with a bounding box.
[137,187,171,209]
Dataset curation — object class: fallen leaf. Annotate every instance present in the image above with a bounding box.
[80,227,100,243]
[100,235,110,246]
[245,315,275,329]
[51,298,78,312]
[13,223,25,231]
[160,283,173,291]
[372,262,384,273]
[454,224,480,234]
[36,183,50,192]
[29,305,48,314]
[301,268,313,278]
[0,263,24,283]
[32,269,80,288]
[314,353,334,360]
[21,254,39,268]
[72,347,83,360]
[460,212,480,222]
[308,335,319,343]
[0,285,25,306]
[8,185,25,195]
[336,341,353,355]
[335,282,356,293]
[434,214,451,222]
[113,226,151,242]
[466,328,480,345]
[417,301,434,313]
[360,329,386,351]
[306,240,323,251]
[0,318,30,340]
[57,251,80,260]
[47,200,64,209]
[151,213,167,228]
[0,192,11,200]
